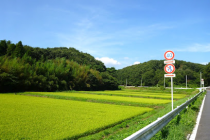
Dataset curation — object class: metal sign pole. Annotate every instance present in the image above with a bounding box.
[171,77,173,110]
[186,75,187,89]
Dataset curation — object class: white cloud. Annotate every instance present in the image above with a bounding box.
[134,61,140,65]
[96,57,121,67]
[124,57,129,60]
[200,62,208,65]
[175,43,210,52]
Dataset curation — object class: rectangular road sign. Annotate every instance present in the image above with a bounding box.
[164,74,176,77]
[164,60,175,64]
[201,79,204,84]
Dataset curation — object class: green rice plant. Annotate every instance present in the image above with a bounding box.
[80,90,201,140]
[122,87,197,95]
[23,92,172,105]
[0,94,152,140]
[76,90,186,99]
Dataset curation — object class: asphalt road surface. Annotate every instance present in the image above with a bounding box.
[195,88,210,140]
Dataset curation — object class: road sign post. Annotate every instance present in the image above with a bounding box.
[201,79,204,92]
[171,77,173,110]
[164,50,175,111]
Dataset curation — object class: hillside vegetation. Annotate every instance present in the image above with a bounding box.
[116,60,207,87]
[1,39,210,93]
[0,40,118,92]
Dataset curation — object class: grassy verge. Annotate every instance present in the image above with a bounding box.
[78,91,201,140]
[151,91,206,140]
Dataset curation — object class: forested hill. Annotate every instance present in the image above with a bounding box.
[0,40,118,92]
[116,60,206,87]
[0,40,106,72]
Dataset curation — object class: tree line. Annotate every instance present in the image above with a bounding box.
[116,60,210,87]
[1,40,209,92]
[0,40,118,92]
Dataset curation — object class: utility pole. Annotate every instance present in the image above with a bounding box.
[186,75,187,89]
[164,77,165,88]
[200,72,202,89]
[126,78,127,87]
[141,77,142,87]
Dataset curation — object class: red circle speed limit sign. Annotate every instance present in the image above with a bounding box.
[164,64,175,74]
[164,50,175,60]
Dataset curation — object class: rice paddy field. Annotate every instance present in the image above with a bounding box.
[0,87,197,140]
[0,94,152,140]
[76,90,186,99]
[23,92,172,105]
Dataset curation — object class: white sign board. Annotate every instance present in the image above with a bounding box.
[201,79,204,85]
[164,74,176,77]
[164,60,175,64]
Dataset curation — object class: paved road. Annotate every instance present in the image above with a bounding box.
[195,89,210,140]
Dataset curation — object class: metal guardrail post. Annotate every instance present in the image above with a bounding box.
[124,91,203,140]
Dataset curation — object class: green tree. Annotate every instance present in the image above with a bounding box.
[0,40,8,56]
[204,63,210,86]
[14,41,24,57]
[107,67,117,77]
[7,44,16,56]
[101,72,118,90]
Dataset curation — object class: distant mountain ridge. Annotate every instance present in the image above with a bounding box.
[116,60,206,87]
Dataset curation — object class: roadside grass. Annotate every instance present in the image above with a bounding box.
[0,94,153,140]
[150,91,206,140]
[78,90,202,140]
[21,92,172,107]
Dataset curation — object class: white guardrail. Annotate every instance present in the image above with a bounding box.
[124,91,203,140]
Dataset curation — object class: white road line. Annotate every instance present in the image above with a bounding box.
[189,95,206,140]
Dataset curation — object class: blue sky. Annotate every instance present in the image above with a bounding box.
[1,0,210,69]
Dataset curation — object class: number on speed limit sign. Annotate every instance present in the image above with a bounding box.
[164,50,175,60]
